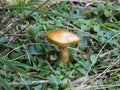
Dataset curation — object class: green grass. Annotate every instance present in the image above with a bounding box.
[0,0,120,90]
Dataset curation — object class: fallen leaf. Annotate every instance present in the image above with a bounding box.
[32,2,49,10]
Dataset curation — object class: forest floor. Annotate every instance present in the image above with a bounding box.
[0,0,120,90]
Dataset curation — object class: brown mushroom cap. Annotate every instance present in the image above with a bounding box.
[46,29,80,47]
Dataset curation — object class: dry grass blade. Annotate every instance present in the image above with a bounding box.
[8,80,49,87]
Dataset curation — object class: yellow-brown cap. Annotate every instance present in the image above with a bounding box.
[46,29,80,47]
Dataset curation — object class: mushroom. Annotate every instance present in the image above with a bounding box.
[46,29,80,64]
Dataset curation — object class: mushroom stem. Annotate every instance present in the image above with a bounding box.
[59,47,69,64]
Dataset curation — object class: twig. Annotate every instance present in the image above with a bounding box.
[98,48,119,59]
[53,0,107,4]
[87,32,120,75]
[86,55,120,85]
[5,34,29,36]
[75,85,90,90]
[45,60,57,75]
[75,83,120,90]
[8,80,49,87]
[71,67,120,87]
[68,70,75,87]
[27,72,49,80]
[107,68,120,73]
[88,83,120,89]
[99,51,111,58]
[71,76,89,86]
[18,72,30,90]
[69,70,75,77]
